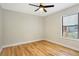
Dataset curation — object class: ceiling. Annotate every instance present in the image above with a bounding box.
[0,3,78,16]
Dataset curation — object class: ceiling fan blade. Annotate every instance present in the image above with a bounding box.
[35,8,40,12]
[29,4,39,7]
[44,5,54,8]
[43,8,47,12]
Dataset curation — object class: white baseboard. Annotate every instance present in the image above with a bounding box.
[46,39,79,51]
[2,39,44,49]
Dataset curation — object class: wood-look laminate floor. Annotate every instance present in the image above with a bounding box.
[0,40,79,56]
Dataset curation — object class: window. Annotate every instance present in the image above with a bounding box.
[62,13,79,39]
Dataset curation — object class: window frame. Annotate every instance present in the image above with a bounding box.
[62,13,79,39]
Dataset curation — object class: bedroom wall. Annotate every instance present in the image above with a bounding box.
[2,9,45,46]
[45,4,79,51]
[0,6,2,49]
[0,4,79,51]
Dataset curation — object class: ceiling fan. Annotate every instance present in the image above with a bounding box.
[29,3,54,12]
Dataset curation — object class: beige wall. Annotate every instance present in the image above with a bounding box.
[2,9,44,46]
[0,6,2,49]
[45,4,79,51]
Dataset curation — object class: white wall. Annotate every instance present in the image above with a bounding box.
[0,6,2,49]
[0,4,79,51]
[2,9,44,46]
[45,4,79,51]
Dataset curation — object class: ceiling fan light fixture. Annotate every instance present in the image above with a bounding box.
[29,3,54,12]
[39,8,43,11]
